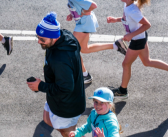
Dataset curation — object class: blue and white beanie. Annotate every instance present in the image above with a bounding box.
[36,12,60,39]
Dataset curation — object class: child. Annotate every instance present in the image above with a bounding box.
[66,0,128,84]
[0,33,13,55]
[69,87,121,137]
[107,0,168,98]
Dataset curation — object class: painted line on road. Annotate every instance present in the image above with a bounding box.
[0,30,167,42]
[0,30,36,35]
[13,36,37,41]
[89,34,168,42]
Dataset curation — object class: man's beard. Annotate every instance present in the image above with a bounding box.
[40,39,53,50]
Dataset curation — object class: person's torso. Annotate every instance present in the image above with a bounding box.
[122,3,145,40]
[43,30,85,118]
[67,0,95,24]
[90,110,119,137]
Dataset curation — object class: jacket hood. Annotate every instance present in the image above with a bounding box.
[49,29,80,51]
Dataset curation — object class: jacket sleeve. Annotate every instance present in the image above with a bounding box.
[38,62,74,96]
[105,118,120,137]
[74,114,92,137]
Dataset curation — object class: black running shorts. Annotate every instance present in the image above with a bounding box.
[129,32,148,50]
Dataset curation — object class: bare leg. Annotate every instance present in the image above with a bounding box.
[86,43,114,53]
[73,32,89,73]
[121,42,168,88]
[121,49,140,88]
[73,32,114,73]
[43,110,53,127]
[80,55,87,72]
[139,43,168,71]
[58,125,76,137]
[73,32,114,53]
[43,110,77,137]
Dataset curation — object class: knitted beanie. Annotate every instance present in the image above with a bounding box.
[36,12,60,38]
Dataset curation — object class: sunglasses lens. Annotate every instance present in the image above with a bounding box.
[36,36,45,43]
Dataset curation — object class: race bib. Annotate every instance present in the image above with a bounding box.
[121,18,131,33]
[91,124,98,137]
[68,2,81,24]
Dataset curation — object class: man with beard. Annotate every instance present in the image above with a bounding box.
[27,12,85,137]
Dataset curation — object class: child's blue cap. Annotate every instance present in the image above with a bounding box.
[88,87,114,103]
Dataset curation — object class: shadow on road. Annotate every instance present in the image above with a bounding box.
[84,82,92,89]
[115,101,126,115]
[127,118,168,137]
[33,121,54,137]
[0,64,6,75]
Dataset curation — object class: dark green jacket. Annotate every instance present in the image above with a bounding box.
[38,29,85,118]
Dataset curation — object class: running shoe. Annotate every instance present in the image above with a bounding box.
[109,87,129,99]
[84,73,93,84]
[115,39,128,55]
[2,36,13,55]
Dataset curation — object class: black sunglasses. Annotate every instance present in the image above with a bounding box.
[36,35,46,43]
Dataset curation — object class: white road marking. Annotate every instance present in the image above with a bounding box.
[0,30,36,35]
[163,37,168,42]
[13,36,37,41]
[0,30,167,42]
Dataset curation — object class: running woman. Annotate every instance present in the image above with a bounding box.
[108,0,168,99]
[67,0,128,84]
[0,33,13,55]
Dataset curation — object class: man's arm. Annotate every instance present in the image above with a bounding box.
[38,62,75,96]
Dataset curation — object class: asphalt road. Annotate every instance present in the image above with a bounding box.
[0,0,168,137]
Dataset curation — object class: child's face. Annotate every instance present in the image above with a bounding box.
[93,99,110,115]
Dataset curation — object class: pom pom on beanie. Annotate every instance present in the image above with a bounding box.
[36,12,60,39]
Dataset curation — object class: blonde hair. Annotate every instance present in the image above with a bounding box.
[134,0,150,9]
[109,103,123,134]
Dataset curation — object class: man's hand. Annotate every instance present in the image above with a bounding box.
[107,16,117,23]
[94,127,105,137]
[27,78,41,92]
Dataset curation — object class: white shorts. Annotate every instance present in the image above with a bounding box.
[44,102,81,129]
